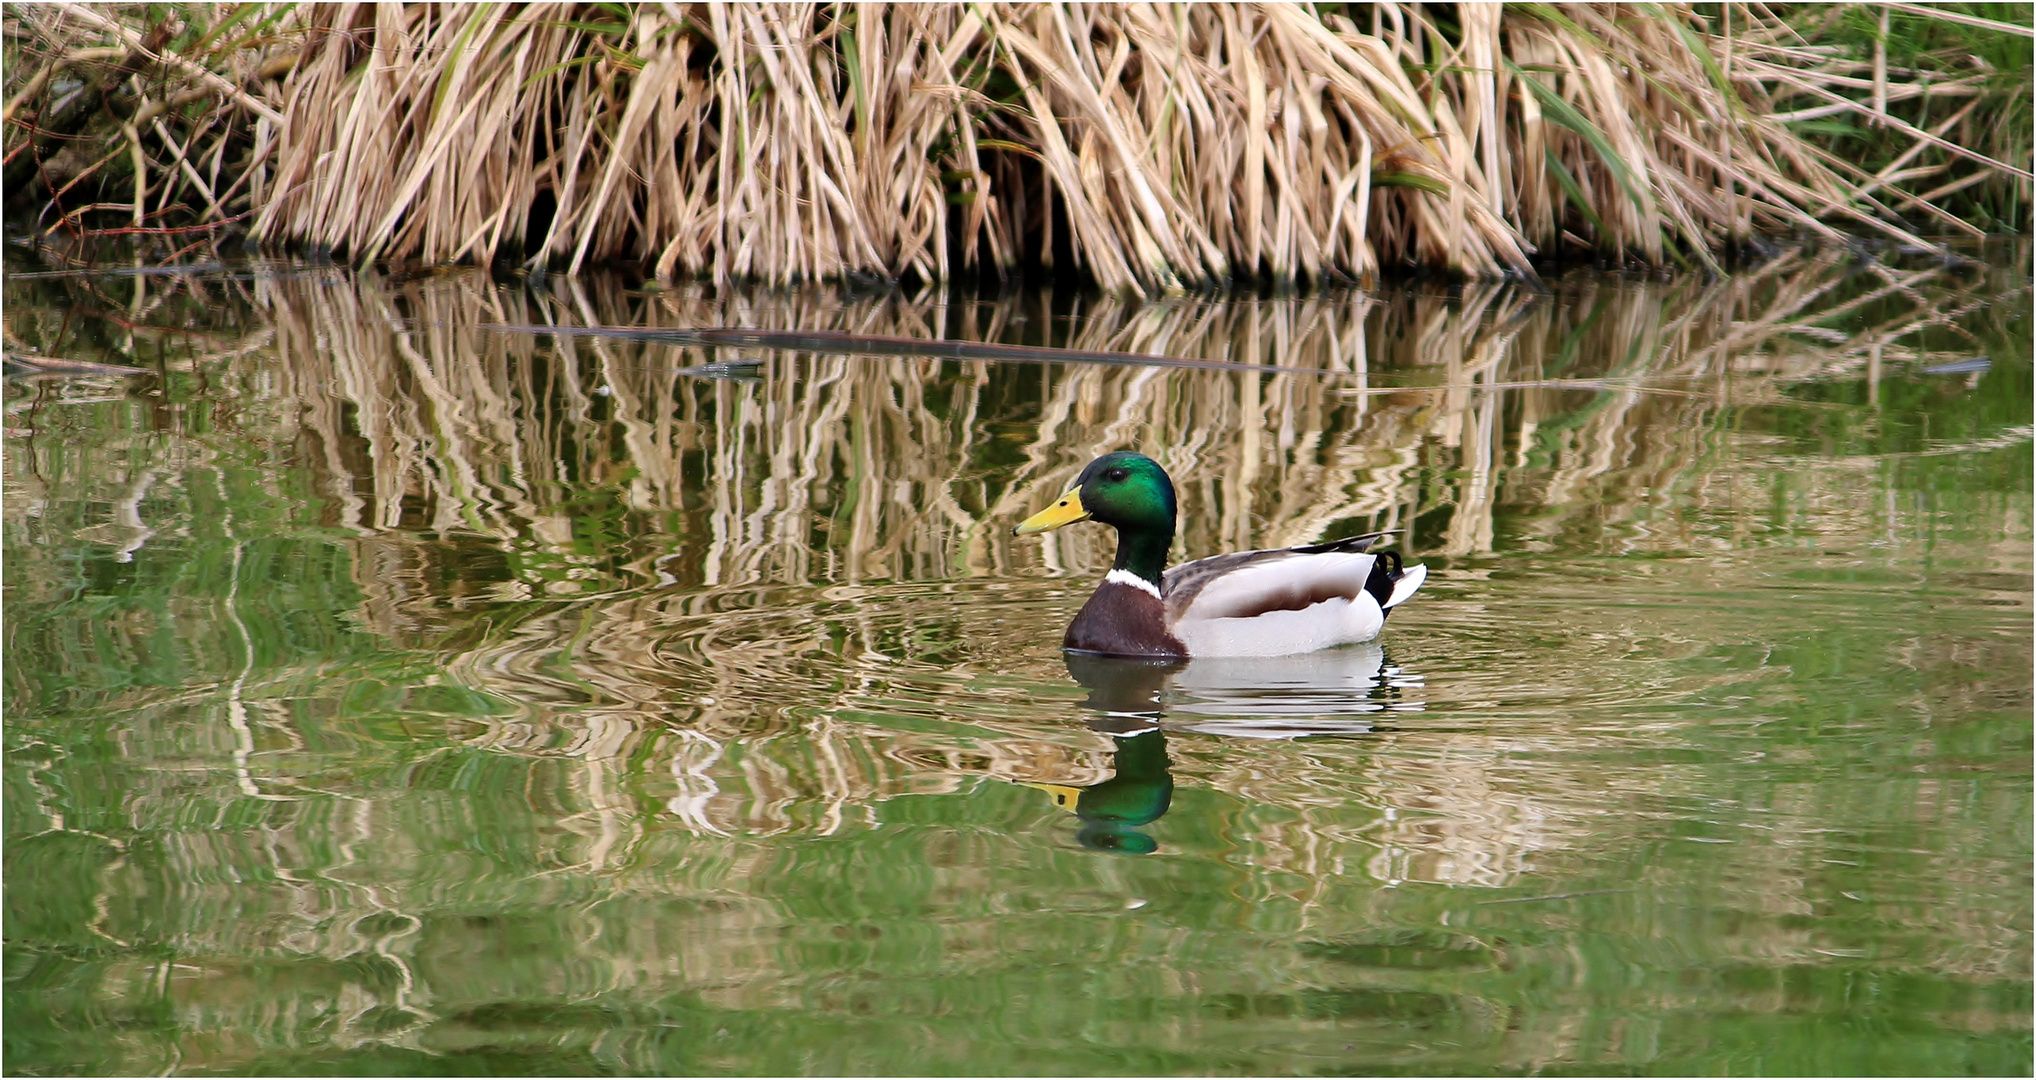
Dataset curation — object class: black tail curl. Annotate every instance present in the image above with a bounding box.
[1364,550,1405,616]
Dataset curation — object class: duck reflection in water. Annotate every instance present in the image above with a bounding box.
[1022,654,1179,854]
[1024,648,1422,854]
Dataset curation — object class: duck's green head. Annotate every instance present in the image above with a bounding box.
[1014,452,1177,537]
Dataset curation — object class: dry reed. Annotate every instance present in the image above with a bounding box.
[5,3,2027,289]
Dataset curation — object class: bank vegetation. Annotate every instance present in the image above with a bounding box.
[4,3,2031,290]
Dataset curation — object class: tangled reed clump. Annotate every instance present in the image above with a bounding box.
[5,3,2029,290]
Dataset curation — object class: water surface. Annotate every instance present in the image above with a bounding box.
[5,244,2030,1075]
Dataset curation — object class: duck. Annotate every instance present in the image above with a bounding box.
[1014,452,1426,659]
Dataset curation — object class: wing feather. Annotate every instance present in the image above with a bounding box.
[1162,533,1386,618]
[1167,551,1378,623]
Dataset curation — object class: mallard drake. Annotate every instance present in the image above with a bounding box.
[1015,452,1426,659]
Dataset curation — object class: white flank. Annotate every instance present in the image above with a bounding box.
[1174,596,1386,657]
[1105,567,1162,599]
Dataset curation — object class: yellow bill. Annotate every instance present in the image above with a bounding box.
[1014,488,1090,534]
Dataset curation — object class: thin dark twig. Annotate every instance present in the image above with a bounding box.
[483,324,1348,378]
[74,210,252,236]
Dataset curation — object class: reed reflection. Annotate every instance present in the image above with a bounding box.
[4,244,2023,916]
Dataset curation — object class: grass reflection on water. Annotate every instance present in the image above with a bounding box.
[3,245,2029,1075]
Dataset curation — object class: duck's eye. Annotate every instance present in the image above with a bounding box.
[1105,468,1129,482]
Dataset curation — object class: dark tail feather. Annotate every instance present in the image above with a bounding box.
[1364,550,1404,616]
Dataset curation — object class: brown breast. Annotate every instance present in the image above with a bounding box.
[1064,581,1188,659]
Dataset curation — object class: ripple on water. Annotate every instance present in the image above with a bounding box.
[441,529,2028,758]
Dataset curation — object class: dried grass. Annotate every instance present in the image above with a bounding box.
[5,3,2028,289]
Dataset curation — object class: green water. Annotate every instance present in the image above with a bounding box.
[4,244,2030,1076]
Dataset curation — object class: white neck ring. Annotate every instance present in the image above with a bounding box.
[1105,567,1162,599]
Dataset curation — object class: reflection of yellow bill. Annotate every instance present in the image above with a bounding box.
[1014,488,1090,534]
[1020,781,1085,812]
